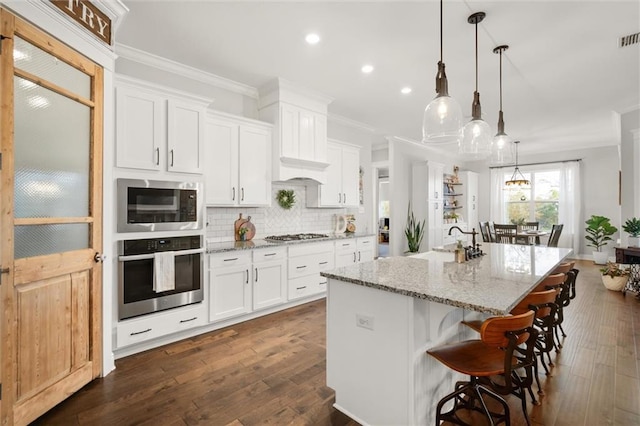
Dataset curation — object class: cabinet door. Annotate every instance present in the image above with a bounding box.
[428,163,444,200]
[239,125,272,206]
[357,237,376,263]
[209,266,252,322]
[115,85,164,171]
[319,143,343,206]
[205,119,239,206]
[254,261,286,310]
[335,250,356,267]
[465,171,479,230]
[167,99,205,174]
[280,104,298,158]
[341,146,360,207]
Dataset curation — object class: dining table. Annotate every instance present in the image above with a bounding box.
[515,229,548,245]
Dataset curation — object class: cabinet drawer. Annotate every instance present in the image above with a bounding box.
[288,276,324,300]
[209,251,252,269]
[117,302,206,348]
[253,247,286,263]
[357,236,376,249]
[335,239,356,252]
[289,254,320,278]
[317,251,334,272]
[288,241,334,257]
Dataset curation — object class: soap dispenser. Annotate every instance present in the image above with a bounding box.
[455,240,466,263]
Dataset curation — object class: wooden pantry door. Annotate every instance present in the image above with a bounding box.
[0,9,103,426]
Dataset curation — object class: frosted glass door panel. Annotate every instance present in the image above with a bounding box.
[13,36,90,99]
[14,224,89,259]
[14,76,89,218]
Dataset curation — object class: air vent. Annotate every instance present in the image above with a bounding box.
[620,32,640,47]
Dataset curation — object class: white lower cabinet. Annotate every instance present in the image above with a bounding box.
[287,241,334,300]
[209,251,252,322]
[335,236,376,267]
[253,247,287,310]
[116,301,207,348]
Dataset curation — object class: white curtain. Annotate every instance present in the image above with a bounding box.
[489,168,505,223]
[558,161,581,256]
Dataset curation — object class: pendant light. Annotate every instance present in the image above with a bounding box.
[491,45,514,165]
[505,140,530,187]
[422,0,463,144]
[460,12,492,159]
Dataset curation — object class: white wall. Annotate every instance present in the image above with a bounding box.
[387,137,462,256]
[620,108,640,246]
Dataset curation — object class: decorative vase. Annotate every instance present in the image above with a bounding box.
[601,275,628,291]
[629,236,640,247]
[593,251,609,265]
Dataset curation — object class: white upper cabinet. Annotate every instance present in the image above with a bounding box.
[307,140,360,208]
[167,99,205,173]
[115,84,164,171]
[412,161,445,251]
[258,78,333,183]
[115,76,210,174]
[205,111,272,207]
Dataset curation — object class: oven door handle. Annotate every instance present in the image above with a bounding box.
[118,247,205,262]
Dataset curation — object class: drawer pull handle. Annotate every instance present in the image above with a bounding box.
[224,258,239,262]
[320,281,327,285]
[180,317,197,323]
[296,265,307,269]
[264,253,277,257]
[130,328,152,336]
[362,241,370,244]
[342,243,350,247]
[296,286,307,290]
[319,261,328,265]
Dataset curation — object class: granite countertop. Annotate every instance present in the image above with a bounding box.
[207,232,377,254]
[321,243,573,315]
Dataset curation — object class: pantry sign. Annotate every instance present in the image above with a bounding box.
[50,0,112,45]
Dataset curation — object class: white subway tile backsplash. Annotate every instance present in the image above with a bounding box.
[206,182,347,240]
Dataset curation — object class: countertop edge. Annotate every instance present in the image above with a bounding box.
[207,232,377,254]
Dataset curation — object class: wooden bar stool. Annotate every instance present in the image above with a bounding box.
[427,311,538,426]
[463,289,558,402]
[531,273,566,360]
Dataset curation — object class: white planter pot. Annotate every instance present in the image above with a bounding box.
[628,236,640,247]
[601,275,628,291]
[593,251,609,265]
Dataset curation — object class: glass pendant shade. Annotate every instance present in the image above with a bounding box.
[491,132,514,164]
[422,94,463,143]
[460,117,492,159]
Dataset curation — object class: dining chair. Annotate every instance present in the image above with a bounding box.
[478,221,491,243]
[494,224,517,244]
[517,222,540,245]
[547,224,563,247]
[487,222,496,243]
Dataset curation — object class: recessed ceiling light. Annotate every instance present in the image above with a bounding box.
[401,87,412,94]
[305,33,320,45]
[361,64,374,74]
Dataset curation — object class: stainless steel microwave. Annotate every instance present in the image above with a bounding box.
[117,179,202,233]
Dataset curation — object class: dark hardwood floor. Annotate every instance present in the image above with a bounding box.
[33,260,639,425]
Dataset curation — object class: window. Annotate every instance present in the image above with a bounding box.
[502,168,560,231]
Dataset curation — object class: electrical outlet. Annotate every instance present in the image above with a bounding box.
[356,313,374,330]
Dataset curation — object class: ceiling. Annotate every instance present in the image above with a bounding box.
[115,1,640,156]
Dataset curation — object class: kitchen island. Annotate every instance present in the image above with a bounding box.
[321,243,572,426]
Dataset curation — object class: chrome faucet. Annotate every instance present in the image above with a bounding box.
[448,226,478,248]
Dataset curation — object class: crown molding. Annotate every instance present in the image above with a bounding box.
[328,113,376,134]
[115,43,259,99]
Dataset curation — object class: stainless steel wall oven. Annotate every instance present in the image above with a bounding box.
[117,178,202,233]
[118,235,204,320]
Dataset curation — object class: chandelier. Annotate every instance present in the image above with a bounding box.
[505,140,530,187]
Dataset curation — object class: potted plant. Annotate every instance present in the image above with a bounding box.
[622,217,640,247]
[585,215,617,264]
[599,262,629,291]
[405,202,425,253]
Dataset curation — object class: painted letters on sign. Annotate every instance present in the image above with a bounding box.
[50,0,112,45]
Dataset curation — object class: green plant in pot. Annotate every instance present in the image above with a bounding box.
[405,202,425,253]
[599,261,629,291]
[622,217,640,247]
[585,215,617,264]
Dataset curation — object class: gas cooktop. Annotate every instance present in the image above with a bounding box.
[264,233,329,242]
